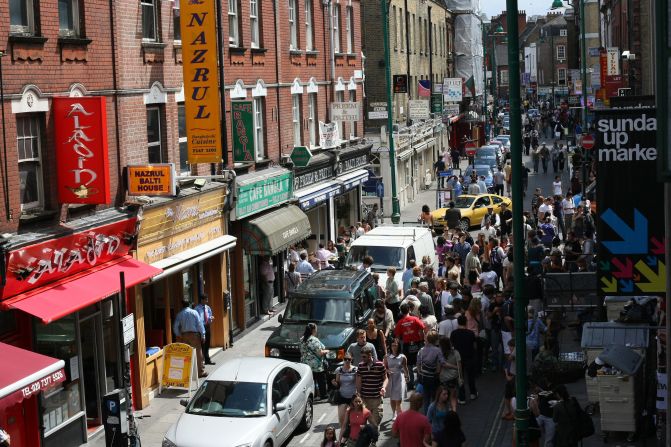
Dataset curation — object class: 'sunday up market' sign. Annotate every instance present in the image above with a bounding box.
[53,97,111,204]
[180,0,222,163]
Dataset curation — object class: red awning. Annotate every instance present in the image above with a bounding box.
[3,256,162,324]
[0,342,66,410]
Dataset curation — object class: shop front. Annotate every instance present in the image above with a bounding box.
[132,184,235,408]
[333,145,372,232]
[0,212,161,446]
[230,168,311,330]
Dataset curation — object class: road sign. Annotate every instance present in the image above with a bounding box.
[290,146,313,167]
[465,141,478,156]
[581,134,595,150]
[122,313,135,345]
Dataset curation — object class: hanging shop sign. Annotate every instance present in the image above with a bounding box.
[430,94,443,114]
[234,171,293,220]
[136,187,226,246]
[393,75,408,93]
[231,101,255,163]
[444,104,460,117]
[53,97,111,205]
[596,108,666,296]
[368,102,388,120]
[319,121,340,149]
[443,78,463,102]
[0,217,138,300]
[408,100,430,120]
[180,0,222,164]
[294,165,335,190]
[331,102,360,122]
[606,47,620,75]
[127,164,177,197]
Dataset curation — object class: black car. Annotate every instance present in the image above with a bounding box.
[265,269,377,377]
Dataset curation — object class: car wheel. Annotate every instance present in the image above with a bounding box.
[264,442,272,447]
[297,397,313,432]
[459,218,470,231]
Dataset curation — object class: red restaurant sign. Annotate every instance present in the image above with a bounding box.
[0,218,138,300]
[53,97,111,204]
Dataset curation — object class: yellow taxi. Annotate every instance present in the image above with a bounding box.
[431,193,513,231]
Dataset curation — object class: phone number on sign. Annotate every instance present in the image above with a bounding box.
[21,370,65,398]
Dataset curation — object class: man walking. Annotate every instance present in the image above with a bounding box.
[347,329,378,365]
[394,303,426,389]
[450,315,478,403]
[195,295,215,365]
[173,299,207,377]
[391,392,432,446]
[444,201,461,231]
[493,167,505,196]
[259,256,276,314]
[356,346,387,430]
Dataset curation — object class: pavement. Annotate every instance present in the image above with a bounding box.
[85,139,658,446]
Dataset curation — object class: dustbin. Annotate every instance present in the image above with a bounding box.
[102,389,129,447]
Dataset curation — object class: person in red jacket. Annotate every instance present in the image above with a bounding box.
[394,302,426,389]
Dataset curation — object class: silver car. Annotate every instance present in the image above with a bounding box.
[163,357,314,447]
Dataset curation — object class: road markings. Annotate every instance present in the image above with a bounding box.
[485,398,506,447]
[299,413,327,444]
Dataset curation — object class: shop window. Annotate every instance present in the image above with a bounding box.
[250,0,259,48]
[308,93,317,148]
[34,315,83,435]
[228,0,240,46]
[332,3,341,53]
[177,103,189,174]
[143,281,168,348]
[304,0,313,51]
[253,97,266,160]
[58,0,81,37]
[9,0,36,35]
[17,114,45,211]
[292,94,302,147]
[345,5,353,53]
[147,106,165,164]
[173,0,181,42]
[182,269,194,303]
[141,0,159,42]
[289,0,298,50]
[0,311,18,337]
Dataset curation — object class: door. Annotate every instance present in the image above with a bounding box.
[271,370,292,442]
[80,315,103,427]
[2,402,26,446]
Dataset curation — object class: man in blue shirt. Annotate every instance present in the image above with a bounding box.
[173,299,207,377]
[295,252,315,277]
[195,295,215,365]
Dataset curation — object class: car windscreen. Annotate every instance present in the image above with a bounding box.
[284,296,351,323]
[476,149,496,158]
[454,196,475,208]
[187,381,268,417]
[345,245,404,270]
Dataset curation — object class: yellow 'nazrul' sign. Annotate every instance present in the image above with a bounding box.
[180,0,222,163]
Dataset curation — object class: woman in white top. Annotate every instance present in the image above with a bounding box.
[562,193,575,231]
[552,175,562,196]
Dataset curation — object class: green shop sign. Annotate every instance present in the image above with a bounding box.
[430,94,443,113]
[235,171,293,219]
[232,101,255,163]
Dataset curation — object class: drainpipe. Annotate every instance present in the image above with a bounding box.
[215,0,229,168]
[274,0,283,155]
[324,0,336,120]
[0,52,11,221]
[108,0,123,206]
[404,0,411,103]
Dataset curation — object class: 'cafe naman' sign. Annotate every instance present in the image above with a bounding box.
[180,0,222,163]
[53,97,111,204]
[0,218,138,300]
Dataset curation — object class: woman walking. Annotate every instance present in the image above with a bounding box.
[427,386,451,440]
[438,338,461,412]
[385,267,402,321]
[300,323,329,400]
[431,411,467,447]
[333,353,358,438]
[340,394,372,447]
[383,338,409,421]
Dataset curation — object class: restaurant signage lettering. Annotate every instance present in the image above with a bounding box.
[20,369,66,399]
[331,102,360,122]
[137,188,226,245]
[338,155,368,173]
[127,164,177,196]
[231,101,255,162]
[294,165,334,190]
[138,220,225,264]
[0,218,138,300]
[53,97,111,205]
[234,171,293,220]
[180,0,222,163]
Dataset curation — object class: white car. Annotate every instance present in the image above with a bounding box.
[163,357,314,447]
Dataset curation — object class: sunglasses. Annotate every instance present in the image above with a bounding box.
[344,358,352,361]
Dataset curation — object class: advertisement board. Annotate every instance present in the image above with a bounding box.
[443,78,463,102]
[160,343,197,394]
[127,164,176,196]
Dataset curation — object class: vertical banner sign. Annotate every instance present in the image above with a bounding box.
[231,101,255,162]
[596,108,666,296]
[53,97,111,204]
[606,47,620,75]
[180,0,222,164]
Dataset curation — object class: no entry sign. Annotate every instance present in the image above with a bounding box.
[581,134,595,150]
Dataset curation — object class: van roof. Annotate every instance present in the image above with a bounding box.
[364,226,432,237]
[349,226,431,248]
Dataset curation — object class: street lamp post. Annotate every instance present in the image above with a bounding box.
[505,1,530,445]
[381,0,401,224]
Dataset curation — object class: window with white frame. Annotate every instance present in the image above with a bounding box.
[399,8,404,51]
[305,0,313,51]
[559,29,567,37]
[292,94,302,147]
[173,0,181,42]
[58,0,80,37]
[177,103,189,174]
[333,3,341,53]
[250,0,259,48]
[335,90,345,138]
[253,97,266,160]
[289,0,298,49]
[16,114,43,210]
[228,0,239,46]
[141,0,159,41]
[346,5,353,53]
[500,70,509,85]
[308,93,317,148]
[557,45,566,60]
[392,6,396,50]
[558,68,567,85]
[348,89,357,138]
[10,0,36,35]
[147,107,164,164]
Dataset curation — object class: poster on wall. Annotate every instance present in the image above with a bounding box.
[53,97,111,205]
[596,107,666,296]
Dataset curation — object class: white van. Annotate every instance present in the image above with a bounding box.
[344,226,436,285]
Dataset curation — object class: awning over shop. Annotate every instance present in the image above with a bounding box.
[294,181,342,210]
[149,235,237,282]
[3,256,162,324]
[240,205,311,255]
[336,169,369,192]
[0,342,65,410]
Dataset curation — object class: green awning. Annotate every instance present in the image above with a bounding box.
[240,205,311,255]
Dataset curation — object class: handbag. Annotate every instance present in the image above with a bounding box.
[341,411,351,439]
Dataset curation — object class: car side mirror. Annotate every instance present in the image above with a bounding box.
[277,314,283,323]
[274,402,287,413]
[179,399,189,407]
